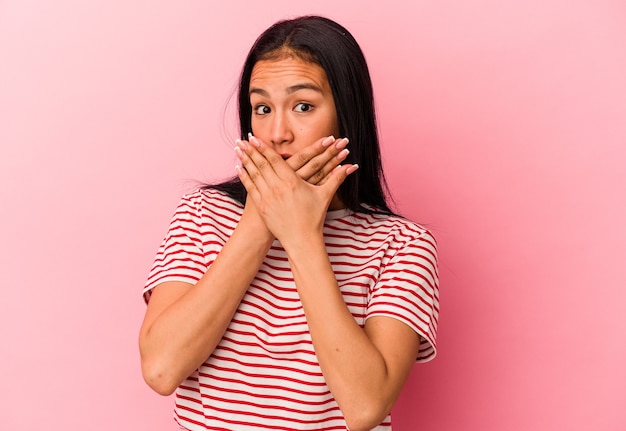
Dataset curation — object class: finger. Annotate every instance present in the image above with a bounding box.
[294,137,350,183]
[286,135,336,172]
[306,145,350,185]
[308,139,350,186]
[316,170,333,187]
[234,140,270,194]
[235,164,261,203]
[321,163,360,196]
[248,134,296,182]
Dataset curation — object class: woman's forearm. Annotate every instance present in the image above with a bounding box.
[284,234,408,431]
[139,209,274,395]
[140,140,350,396]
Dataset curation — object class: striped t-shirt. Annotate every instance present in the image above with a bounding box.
[144,189,439,430]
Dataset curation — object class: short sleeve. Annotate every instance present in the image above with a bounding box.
[366,229,439,362]
[142,194,208,303]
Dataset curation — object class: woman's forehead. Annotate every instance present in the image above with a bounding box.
[249,58,331,94]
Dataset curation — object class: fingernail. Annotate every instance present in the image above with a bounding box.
[234,147,243,158]
[249,135,260,147]
[322,136,335,147]
[347,164,359,174]
[235,139,247,150]
[337,148,349,161]
[335,138,349,150]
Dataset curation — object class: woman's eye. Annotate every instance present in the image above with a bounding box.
[294,103,313,113]
[254,105,271,115]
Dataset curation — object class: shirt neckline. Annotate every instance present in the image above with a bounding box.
[325,208,353,220]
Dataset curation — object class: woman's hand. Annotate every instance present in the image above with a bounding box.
[285,135,351,185]
[234,134,358,244]
[236,134,350,241]
[237,134,351,185]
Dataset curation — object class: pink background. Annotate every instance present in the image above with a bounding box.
[1,1,625,429]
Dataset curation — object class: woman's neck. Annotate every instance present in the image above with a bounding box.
[328,194,344,211]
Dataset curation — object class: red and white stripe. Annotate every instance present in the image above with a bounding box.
[144,189,439,430]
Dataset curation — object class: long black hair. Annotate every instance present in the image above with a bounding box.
[207,16,394,214]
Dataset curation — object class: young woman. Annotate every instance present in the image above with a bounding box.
[140,16,439,431]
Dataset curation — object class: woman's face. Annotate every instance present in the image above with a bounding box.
[249,56,340,158]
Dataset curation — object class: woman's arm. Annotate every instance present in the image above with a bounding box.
[286,236,420,431]
[139,199,273,395]
[236,137,421,431]
[139,136,349,395]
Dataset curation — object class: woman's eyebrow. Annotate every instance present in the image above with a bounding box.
[286,83,323,94]
[249,87,269,97]
[249,83,323,97]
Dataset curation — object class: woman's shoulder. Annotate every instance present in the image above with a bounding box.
[176,188,244,219]
[180,187,241,206]
[346,208,435,243]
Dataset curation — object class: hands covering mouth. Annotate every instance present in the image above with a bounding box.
[234,134,354,189]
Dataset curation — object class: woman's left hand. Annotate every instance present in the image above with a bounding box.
[234,134,358,244]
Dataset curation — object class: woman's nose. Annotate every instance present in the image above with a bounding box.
[269,112,294,146]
